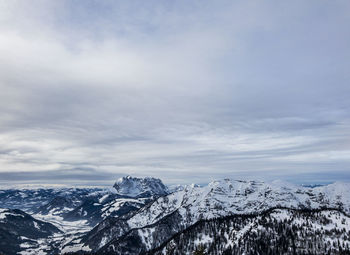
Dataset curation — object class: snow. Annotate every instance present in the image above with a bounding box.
[0,208,8,220]
[101,198,145,218]
[3,178,350,254]
[99,236,109,248]
[0,208,25,220]
[98,194,109,203]
[18,249,47,255]
[20,243,33,248]
[33,213,91,233]
[194,234,213,246]
[138,228,156,250]
[232,221,255,246]
[61,243,91,254]
[177,208,350,254]
[33,221,40,230]
[113,175,169,197]
[29,212,93,254]
[127,179,350,235]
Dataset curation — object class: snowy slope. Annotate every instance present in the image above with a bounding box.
[155,208,350,255]
[83,179,350,253]
[0,208,61,255]
[128,179,350,229]
[63,194,152,226]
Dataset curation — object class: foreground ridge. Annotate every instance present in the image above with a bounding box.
[148,207,350,255]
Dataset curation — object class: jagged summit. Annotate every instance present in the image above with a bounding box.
[113,175,169,198]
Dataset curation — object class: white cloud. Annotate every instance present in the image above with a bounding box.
[0,0,349,184]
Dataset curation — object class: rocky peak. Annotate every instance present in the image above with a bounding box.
[113,176,169,198]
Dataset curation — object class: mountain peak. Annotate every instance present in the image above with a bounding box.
[113,176,169,198]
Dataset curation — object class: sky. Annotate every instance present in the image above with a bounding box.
[0,0,349,186]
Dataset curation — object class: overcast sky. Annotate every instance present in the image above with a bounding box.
[0,0,349,186]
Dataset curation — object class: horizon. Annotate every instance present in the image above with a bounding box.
[0,174,341,189]
[1,1,350,185]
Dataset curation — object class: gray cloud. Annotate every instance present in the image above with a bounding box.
[0,0,349,186]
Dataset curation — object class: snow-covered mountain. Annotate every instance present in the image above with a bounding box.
[113,176,169,198]
[0,176,170,254]
[62,176,169,225]
[1,177,350,255]
[80,179,350,254]
[63,194,153,226]
[0,208,61,255]
[0,187,105,213]
[150,208,350,255]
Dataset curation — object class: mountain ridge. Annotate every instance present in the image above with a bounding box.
[80,178,350,253]
[1,177,350,255]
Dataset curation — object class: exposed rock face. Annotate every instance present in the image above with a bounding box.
[63,176,169,225]
[113,176,169,198]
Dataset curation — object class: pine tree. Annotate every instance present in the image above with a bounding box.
[193,244,206,255]
[166,242,176,255]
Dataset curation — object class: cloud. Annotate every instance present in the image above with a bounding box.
[0,0,349,185]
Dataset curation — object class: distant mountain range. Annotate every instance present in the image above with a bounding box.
[0,177,349,254]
